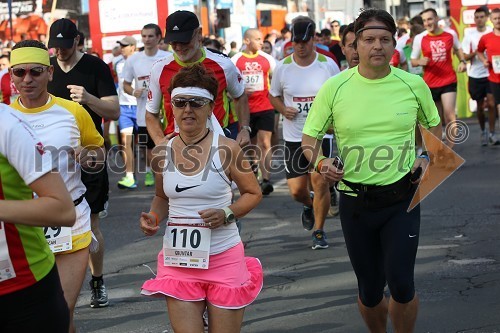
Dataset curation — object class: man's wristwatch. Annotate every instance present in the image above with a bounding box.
[241,125,252,134]
[222,207,236,225]
[460,59,467,64]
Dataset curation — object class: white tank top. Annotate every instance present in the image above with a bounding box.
[163,133,240,254]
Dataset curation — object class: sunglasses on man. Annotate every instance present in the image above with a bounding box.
[11,66,48,78]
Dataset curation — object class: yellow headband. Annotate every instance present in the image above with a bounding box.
[10,47,50,67]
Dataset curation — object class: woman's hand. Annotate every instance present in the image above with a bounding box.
[140,212,160,236]
[198,208,225,229]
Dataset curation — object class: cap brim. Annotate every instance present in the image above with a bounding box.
[117,42,134,47]
[164,30,194,43]
[48,38,75,49]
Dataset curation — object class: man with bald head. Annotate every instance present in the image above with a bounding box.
[232,28,276,195]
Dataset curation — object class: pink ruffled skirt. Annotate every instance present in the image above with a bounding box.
[141,242,263,309]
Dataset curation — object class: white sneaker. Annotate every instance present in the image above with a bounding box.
[489,133,500,146]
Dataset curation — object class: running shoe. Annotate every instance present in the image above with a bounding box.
[89,279,109,308]
[312,230,329,250]
[117,176,137,189]
[144,171,155,186]
[301,205,314,230]
[481,131,488,147]
[489,133,500,146]
[261,180,274,195]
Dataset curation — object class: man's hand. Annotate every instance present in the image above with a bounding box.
[282,107,298,120]
[318,157,344,183]
[457,62,467,73]
[67,85,90,104]
[410,156,429,184]
[483,60,490,68]
[74,146,104,170]
[132,88,145,98]
[236,129,250,147]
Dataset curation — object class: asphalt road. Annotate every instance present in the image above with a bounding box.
[74,118,500,333]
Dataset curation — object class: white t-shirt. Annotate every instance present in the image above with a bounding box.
[122,49,171,126]
[115,57,137,106]
[270,52,340,142]
[462,27,493,79]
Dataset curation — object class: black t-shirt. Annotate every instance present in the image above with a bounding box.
[48,54,117,134]
[330,43,345,67]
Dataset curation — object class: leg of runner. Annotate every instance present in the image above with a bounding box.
[117,129,137,189]
[56,247,90,333]
[358,296,389,332]
[476,97,488,146]
[389,295,419,333]
[258,129,273,195]
[287,175,314,231]
[310,172,330,249]
[166,297,206,332]
[207,303,246,332]
[441,91,457,148]
[89,214,109,308]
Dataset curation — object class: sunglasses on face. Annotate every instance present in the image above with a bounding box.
[171,97,211,109]
[11,66,48,78]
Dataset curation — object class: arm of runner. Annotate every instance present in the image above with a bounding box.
[410,33,427,67]
[123,80,144,98]
[233,92,251,147]
[67,84,120,120]
[455,48,467,72]
[476,37,489,68]
[145,111,169,145]
[140,151,169,236]
[269,94,298,120]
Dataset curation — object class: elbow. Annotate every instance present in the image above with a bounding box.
[60,205,76,227]
[111,108,120,121]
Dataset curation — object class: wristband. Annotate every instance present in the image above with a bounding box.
[460,59,466,64]
[314,156,327,173]
[240,125,252,134]
[418,154,430,162]
[149,211,160,226]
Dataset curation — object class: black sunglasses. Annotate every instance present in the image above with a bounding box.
[171,97,211,109]
[12,66,48,78]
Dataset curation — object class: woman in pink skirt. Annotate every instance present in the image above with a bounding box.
[140,64,263,332]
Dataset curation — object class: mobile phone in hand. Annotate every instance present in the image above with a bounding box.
[332,156,344,170]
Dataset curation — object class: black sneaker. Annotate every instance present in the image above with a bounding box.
[89,279,109,308]
[261,180,274,195]
[312,230,329,250]
[301,206,314,230]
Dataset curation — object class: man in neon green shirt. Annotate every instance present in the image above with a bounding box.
[302,9,441,333]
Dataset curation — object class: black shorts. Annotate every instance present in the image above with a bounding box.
[249,110,275,138]
[430,82,457,101]
[490,81,500,106]
[223,121,239,140]
[468,77,491,101]
[321,136,336,158]
[81,166,109,214]
[339,183,419,307]
[137,126,155,149]
[284,141,311,179]
[0,265,69,333]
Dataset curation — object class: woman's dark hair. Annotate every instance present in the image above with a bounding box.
[168,64,218,101]
[353,8,397,48]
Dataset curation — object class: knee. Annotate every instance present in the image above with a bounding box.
[289,187,308,203]
[358,277,386,308]
[387,278,415,304]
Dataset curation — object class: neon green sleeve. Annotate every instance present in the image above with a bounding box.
[302,77,334,140]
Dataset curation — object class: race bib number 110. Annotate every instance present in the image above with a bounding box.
[163,222,211,269]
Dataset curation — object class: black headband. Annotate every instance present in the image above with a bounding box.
[355,26,393,35]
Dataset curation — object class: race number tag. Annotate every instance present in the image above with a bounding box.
[492,55,500,74]
[163,220,211,269]
[0,221,16,282]
[292,96,315,127]
[137,75,150,98]
[242,70,264,92]
[44,226,72,253]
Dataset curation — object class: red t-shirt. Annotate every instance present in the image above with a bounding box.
[412,30,460,88]
[477,32,500,84]
[231,51,275,113]
[390,49,401,67]
[146,48,245,134]
[0,72,19,104]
